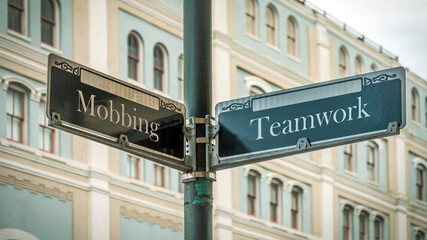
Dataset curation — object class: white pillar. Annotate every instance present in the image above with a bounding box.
[316,22,332,82]
[87,0,110,239]
[395,137,407,239]
[320,174,334,239]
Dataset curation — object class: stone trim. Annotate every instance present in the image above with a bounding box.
[120,206,183,232]
[0,174,73,202]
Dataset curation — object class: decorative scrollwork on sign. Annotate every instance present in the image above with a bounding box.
[222,100,251,111]
[363,74,397,86]
[54,61,80,76]
[160,99,182,112]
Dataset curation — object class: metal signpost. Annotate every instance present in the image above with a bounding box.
[213,67,406,170]
[47,54,190,172]
[46,1,406,239]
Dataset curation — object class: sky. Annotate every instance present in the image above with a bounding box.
[308,0,427,80]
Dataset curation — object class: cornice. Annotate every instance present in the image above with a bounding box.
[0,33,48,64]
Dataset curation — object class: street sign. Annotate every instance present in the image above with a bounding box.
[47,54,189,171]
[213,67,406,170]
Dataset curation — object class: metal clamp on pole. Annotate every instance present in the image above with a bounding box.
[183,116,219,172]
[182,172,216,182]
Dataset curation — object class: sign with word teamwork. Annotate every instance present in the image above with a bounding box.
[213,67,406,170]
[47,54,189,171]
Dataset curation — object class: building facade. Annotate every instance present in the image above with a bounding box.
[0,0,426,239]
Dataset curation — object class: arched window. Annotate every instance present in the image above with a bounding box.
[246,0,256,35]
[339,47,348,77]
[291,187,302,229]
[416,230,425,240]
[39,96,55,153]
[287,17,297,56]
[370,64,377,72]
[154,45,165,91]
[344,144,354,172]
[250,85,265,96]
[127,33,139,81]
[355,56,363,75]
[178,54,184,100]
[342,206,353,240]
[367,141,378,182]
[8,0,25,33]
[359,211,369,240]
[412,88,419,122]
[41,0,55,46]
[416,164,426,201]
[374,216,384,240]
[266,6,276,46]
[247,170,258,216]
[6,87,25,143]
[270,178,281,223]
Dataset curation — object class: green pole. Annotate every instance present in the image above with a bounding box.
[183,0,213,239]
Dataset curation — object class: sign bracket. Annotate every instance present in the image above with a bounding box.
[297,138,311,150]
[386,121,400,134]
[118,134,129,147]
[49,112,62,126]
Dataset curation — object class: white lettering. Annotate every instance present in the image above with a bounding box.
[250,116,270,140]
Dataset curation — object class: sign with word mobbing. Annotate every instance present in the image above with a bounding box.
[47,54,189,171]
[213,67,406,170]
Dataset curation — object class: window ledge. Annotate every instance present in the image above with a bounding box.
[267,43,281,53]
[41,42,63,55]
[7,29,31,43]
[343,169,358,178]
[127,78,146,89]
[366,179,380,187]
[411,120,421,127]
[287,54,301,63]
[152,88,172,99]
[246,33,261,42]
[416,199,427,207]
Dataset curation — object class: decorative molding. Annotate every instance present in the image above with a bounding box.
[0,174,73,202]
[1,76,38,101]
[414,227,427,237]
[54,61,80,76]
[221,100,251,112]
[363,73,398,86]
[355,206,372,217]
[120,206,183,232]
[412,157,427,169]
[339,199,358,211]
[160,99,182,113]
[286,180,308,197]
[244,75,272,93]
[243,165,266,181]
[369,211,388,223]
[265,172,287,190]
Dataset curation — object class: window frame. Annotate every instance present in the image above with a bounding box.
[359,212,368,240]
[6,87,25,144]
[339,47,347,77]
[344,144,354,172]
[154,163,165,187]
[39,99,55,153]
[245,0,256,36]
[127,155,140,180]
[355,56,363,75]
[411,88,419,122]
[266,6,276,46]
[291,188,300,229]
[127,33,140,81]
[247,172,257,216]
[153,45,165,91]
[367,142,377,182]
[374,217,383,240]
[270,180,279,223]
[342,207,351,240]
[41,0,56,47]
[178,54,184,101]
[8,0,25,34]
[287,17,297,57]
[416,165,425,201]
